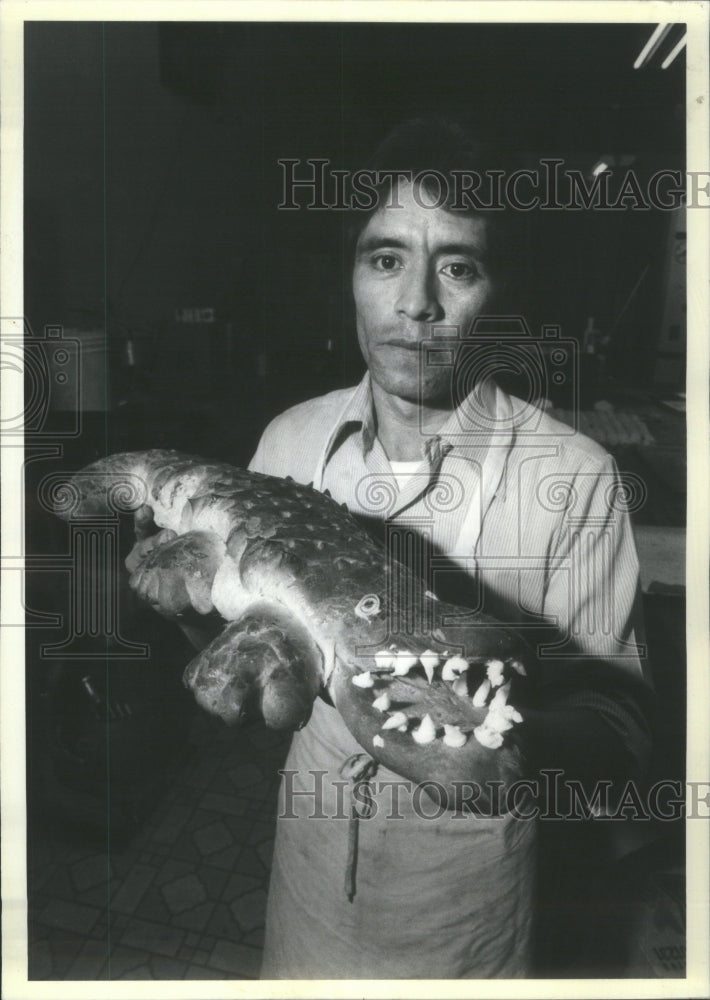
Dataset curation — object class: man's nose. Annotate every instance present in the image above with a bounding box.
[395,263,442,322]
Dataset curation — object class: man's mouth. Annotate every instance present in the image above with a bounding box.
[384,338,424,351]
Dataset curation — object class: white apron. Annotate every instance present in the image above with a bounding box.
[260,395,537,979]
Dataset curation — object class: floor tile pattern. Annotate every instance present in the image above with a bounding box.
[28,709,290,980]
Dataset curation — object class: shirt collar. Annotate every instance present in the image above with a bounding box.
[320,372,376,470]
[321,372,515,470]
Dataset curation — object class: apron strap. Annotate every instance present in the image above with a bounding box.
[338,752,379,902]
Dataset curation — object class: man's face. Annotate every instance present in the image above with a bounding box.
[352,181,495,406]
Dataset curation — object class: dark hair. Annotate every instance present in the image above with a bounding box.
[345,118,520,288]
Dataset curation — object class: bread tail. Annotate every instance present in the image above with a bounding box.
[50,449,243,531]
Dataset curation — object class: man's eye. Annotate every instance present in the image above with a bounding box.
[441,261,477,280]
[372,254,402,272]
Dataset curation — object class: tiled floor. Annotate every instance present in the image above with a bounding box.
[28,708,291,980]
[25,701,688,982]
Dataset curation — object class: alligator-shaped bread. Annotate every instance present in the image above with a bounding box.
[52,449,535,795]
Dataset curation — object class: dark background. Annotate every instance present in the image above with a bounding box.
[25,20,686,462]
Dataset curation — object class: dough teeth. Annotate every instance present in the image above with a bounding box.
[441,655,468,681]
[412,713,437,745]
[485,658,505,687]
[452,676,469,699]
[497,704,524,725]
[372,734,385,748]
[443,724,467,748]
[490,680,511,708]
[392,650,418,675]
[352,671,374,688]
[484,708,514,733]
[471,678,492,708]
[382,711,408,730]
[419,650,439,684]
[374,649,394,670]
[372,691,391,712]
[473,724,504,749]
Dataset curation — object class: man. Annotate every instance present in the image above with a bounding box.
[130,120,652,978]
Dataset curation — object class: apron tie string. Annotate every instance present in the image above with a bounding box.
[338,752,379,903]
